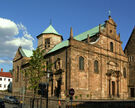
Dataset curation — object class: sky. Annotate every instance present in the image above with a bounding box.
[0,0,134,72]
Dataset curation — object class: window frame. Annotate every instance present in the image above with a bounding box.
[94,60,99,73]
[123,67,126,78]
[79,56,84,70]
[45,38,50,48]
[110,42,113,52]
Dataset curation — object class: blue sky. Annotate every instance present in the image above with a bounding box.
[0,0,134,72]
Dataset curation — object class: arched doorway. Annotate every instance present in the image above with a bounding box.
[106,70,121,98]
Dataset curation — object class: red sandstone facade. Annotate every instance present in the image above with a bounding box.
[13,16,129,99]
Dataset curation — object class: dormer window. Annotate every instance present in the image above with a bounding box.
[45,38,50,48]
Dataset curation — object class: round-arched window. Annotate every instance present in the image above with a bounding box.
[79,56,84,70]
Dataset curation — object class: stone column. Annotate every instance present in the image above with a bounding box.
[109,79,111,97]
[106,72,112,98]
[116,71,120,97]
[107,75,111,98]
[117,79,119,97]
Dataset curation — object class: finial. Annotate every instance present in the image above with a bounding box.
[108,10,111,19]
[70,27,73,39]
[87,34,90,43]
[108,10,111,16]
[50,19,52,25]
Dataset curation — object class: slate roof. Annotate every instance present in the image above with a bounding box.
[19,24,105,57]
[0,72,12,78]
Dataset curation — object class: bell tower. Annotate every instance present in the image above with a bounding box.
[105,16,117,39]
[37,24,63,51]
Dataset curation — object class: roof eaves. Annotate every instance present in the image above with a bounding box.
[47,40,69,54]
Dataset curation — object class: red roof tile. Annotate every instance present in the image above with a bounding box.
[0,72,12,78]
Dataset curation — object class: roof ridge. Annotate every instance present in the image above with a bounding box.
[19,48,33,57]
[74,23,105,41]
[22,48,32,51]
[19,48,26,57]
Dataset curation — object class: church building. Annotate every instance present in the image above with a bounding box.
[124,27,135,98]
[12,16,129,99]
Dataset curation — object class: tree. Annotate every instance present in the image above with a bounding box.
[9,69,13,75]
[22,48,51,108]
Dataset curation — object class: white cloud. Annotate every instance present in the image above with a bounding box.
[0,60,12,64]
[0,18,18,37]
[17,23,34,40]
[5,37,33,50]
[0,17,34,71]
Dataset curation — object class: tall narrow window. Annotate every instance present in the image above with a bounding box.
[123,67,126,78]
[110,42,113,52]
[94,60,99,73]
[45,38,50,48]
[57,58,61,69]
[79,56,84,70]
[46,61,49,71]
[54,61,57,69]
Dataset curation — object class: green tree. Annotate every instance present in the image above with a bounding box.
[9,69,13,75]
[22,48,51,108]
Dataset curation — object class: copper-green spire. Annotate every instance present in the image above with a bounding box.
[42,25,60,35]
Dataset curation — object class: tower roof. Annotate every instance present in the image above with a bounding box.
[42,25,60,35]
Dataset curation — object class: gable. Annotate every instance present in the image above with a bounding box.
[13,49,22,62]
[13,47,33,62]
[107,17,117,27]
[124,27,135,54]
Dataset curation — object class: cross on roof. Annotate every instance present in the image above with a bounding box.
[108,10,111,16]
